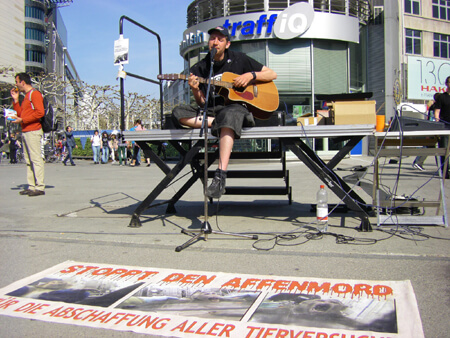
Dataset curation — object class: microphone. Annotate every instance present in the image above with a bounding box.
[210,48,217,60]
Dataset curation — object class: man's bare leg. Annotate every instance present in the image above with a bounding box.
[217,127,234,171]
[206,127,234,199]
[179,116,214,128]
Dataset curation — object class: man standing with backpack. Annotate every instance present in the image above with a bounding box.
[10,72,46,196]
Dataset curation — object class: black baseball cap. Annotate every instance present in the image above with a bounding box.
[208,26,230,40]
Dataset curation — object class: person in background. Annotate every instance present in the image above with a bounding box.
[129,119,144,167]
[0,133,10,162]
[412,93,440,171]
[8,132,20,164]
[55,137,63,161]
[109,133,118,164]
[434,75,450,179]
[157,142,168,161]
[117,132,127,166]
[10,72,46,196]
[62,126,77,166]
[90,130,101,164]
[101,131,110,164]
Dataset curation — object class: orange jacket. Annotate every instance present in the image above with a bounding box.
[13,89,45,132]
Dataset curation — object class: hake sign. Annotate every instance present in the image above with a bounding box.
[408,56,450,100]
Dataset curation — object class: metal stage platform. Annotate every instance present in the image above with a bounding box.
[124,124,375,231]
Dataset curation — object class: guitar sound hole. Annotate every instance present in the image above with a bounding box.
[233,86,245,93]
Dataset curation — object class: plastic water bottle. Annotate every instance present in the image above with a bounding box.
[316,185,328,232]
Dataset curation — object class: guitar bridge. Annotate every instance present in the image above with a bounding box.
[253,85,258,98]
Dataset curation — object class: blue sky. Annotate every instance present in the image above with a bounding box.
[59,0,193,97]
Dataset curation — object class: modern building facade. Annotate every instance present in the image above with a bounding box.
[368,0,450,120]
[0,0,79,133]
[163,0,450,154]
[165,0,371,154]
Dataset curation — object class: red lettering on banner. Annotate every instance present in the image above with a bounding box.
[14,302,50,314]
[272,280,290,291]
[75,266,99,275]
[105,269,128,276]
[73,309,93,320]
[274,329,289,338]
[287,281,309,293]
[353,284,372,297]
[316,333,328,338]
[43,306,64,317]
[59,265,158,281]
[43,306,86,319]
[137,271,159,280]
[84,310,105,321]
[242,279,261,289]
[194,274,216,285]
[207,323,225,336]
[256,279,276,290]
[92,268,114,276]
[373,285,393,297]
[54,307,74,317]
[332,283,353,295]
[221,278,241,289]
[93,312,115,323]
[121,270,142,278]
[136,315,161,328]
[303,332,315,338]
[307,282,331,294]
[171,320,234,337]
[262,327,277,337]
[65,308,84,318]
[161,273,216,285]
[246,327,305,338]
[152,318,170,329]
[115,313,136,324]
[0,298,20,309]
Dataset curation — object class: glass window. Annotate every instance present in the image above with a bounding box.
[405,0,420,15]
[432,0,450,20]
[268,39,311,94]
[405,29,421,55]
[25,6,44,20]
[434,33,450,58]
[26,50,46,63]
[229,40,266,65]
[25,28,45,42]
[314,40,348,94]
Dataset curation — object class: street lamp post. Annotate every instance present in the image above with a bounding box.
[62,47,67,129]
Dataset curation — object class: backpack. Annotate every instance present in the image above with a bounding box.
[28,90,58,133]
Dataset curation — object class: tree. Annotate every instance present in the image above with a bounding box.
[0,66,166,132]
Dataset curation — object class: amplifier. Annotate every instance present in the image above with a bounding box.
[390,116,447,131]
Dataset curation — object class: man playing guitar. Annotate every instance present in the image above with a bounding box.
[172,26,278,199]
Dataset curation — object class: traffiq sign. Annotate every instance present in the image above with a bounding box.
[273,2,314,40]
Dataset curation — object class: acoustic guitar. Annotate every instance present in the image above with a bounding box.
[158,72,279,120]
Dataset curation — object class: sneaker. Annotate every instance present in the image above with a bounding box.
[28,190,45,197]
[19,189,31,195]
[413,163,425,171]
[206,175,226,199]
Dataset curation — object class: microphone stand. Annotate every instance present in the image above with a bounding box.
[175,49,257,252]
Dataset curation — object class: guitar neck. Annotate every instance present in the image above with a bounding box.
[177,74,233,89]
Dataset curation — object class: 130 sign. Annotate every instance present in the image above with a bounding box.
[408,56,450,100]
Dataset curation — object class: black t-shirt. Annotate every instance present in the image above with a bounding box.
[435,91,450,123]
[9,137,18,150]
[190,50,264,106]
[102,135,109,147]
